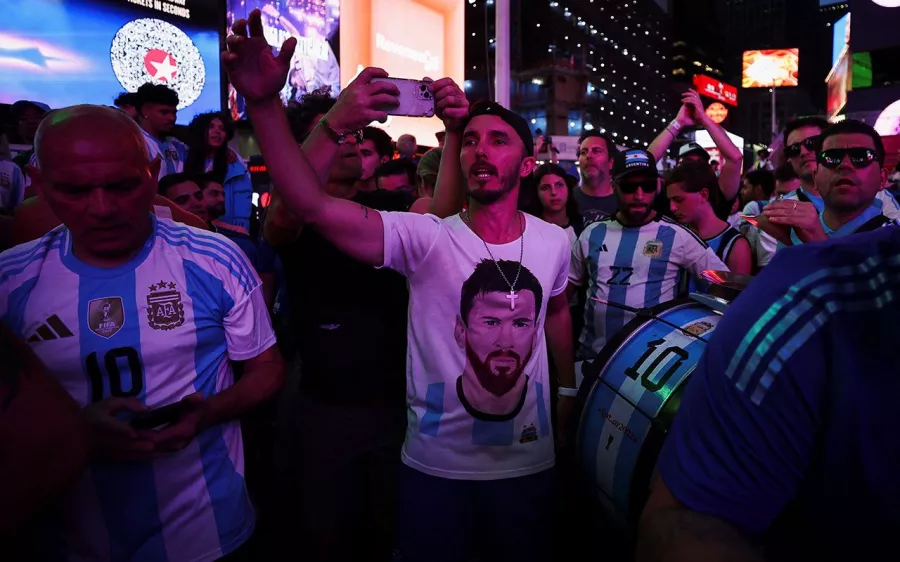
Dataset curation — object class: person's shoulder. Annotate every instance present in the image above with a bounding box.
[155,218,253,265]
[0,226,66,283]
[659,215,708,248]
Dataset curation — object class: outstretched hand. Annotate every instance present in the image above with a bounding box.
[325,67,400,132]
[674,89,704,128]
[223,9,296,104]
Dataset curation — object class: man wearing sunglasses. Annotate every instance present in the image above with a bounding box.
[568,149,727,360]
[762,120,899,246]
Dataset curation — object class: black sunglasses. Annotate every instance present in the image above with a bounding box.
[618,179,658,194]
[784,136,820,158]
[817,148,880,170]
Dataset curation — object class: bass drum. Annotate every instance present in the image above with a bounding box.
[571,298,723,528]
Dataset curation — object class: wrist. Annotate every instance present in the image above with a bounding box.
[318,116,363,145]
[245,96,283,112]
[668,120,684,133]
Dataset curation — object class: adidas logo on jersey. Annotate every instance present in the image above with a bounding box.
[27,315,74,342]
[597,244,609,252]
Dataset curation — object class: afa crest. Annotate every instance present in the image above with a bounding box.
[519,423,539,444]
[643,239,664,258]
[684,320,714,337]
[146,280,185,331]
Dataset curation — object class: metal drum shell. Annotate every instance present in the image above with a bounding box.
[569,299,722,529]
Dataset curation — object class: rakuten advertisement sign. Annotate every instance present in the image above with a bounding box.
[341,0,464,145]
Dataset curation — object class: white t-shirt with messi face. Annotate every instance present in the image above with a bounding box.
[380,212,570,481]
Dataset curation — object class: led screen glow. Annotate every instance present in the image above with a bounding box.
[742,49,799,88]
[340,0,464,144]
[0,0,222,124]
[226,0,340,121]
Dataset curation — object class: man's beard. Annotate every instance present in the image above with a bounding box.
[466,344,531,397]
[467,174,517,205]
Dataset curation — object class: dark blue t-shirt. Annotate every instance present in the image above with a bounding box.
[658,226,900,561]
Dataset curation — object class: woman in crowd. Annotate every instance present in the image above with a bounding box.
[666,161,752,290]
[185,111,253,231]
[524,163,583,246]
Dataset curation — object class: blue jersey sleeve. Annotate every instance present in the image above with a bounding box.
[657,245,830,537]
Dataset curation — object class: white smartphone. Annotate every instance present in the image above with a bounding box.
[370,77,435,118]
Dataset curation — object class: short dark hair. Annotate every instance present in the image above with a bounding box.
[363,126,394,159]
[135,83,179,111]
[114,92,139,108]
[744,169,776,199]
[158,172,196,196]
[459,260,543,324]
[774,161,798,183]
[666,161,723,210]
[375,158,418,184]
[578,130,617,156]
[819,119,885,166]
[782,116,830,145]
[195,172,224,191]
[286,91,336,142]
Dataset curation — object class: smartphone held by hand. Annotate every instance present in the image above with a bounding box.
[130,401,188,431]
[370,77,435,118]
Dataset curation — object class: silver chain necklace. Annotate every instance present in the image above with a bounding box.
[464,209,525,310]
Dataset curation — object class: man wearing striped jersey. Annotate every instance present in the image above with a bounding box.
[568,149,728,360]
[761,120,899,245]
[639,226,900,562]
[136,83,189,179]
[0,105,284,561]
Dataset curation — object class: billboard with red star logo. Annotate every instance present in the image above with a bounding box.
[0,0,224,125]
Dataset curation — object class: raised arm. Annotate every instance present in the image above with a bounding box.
[682,90,743,202]
[224,11,396,267]
[409,78,468,218]
[648,96,694,163]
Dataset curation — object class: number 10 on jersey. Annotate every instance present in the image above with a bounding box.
[85,347,145,402]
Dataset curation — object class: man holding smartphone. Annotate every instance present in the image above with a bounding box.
[0,105,285,561]
[225,11,575,562]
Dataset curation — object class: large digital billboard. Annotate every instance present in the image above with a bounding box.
[692,75,738,106]
[741,49,799,88]
[226,0,340,121]
[832,14,850,69]
[0,0,223,124]
[827,51,850,119]
[340,0,464,144]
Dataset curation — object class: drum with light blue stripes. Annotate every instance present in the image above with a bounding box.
[573,298,723,528]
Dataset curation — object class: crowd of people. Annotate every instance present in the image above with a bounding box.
[2,8,900,562]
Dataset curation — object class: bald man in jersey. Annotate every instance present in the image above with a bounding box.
[1,105,284,560]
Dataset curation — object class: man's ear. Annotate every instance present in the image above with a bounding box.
[454,315,466,349]
[149,156,162,180]
[25,166,44,200]
[700,188,709,201]
[879,167,887,191]
[520,156,536,178]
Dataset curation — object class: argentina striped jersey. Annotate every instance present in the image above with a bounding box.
[569,215,728,359]
[0,216,276,562]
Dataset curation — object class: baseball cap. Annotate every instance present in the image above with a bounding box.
[417,147,442,179]
[678,142,710,161]
[12,100,51,116]
[463,100,534,156]
[612,149,659,180]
